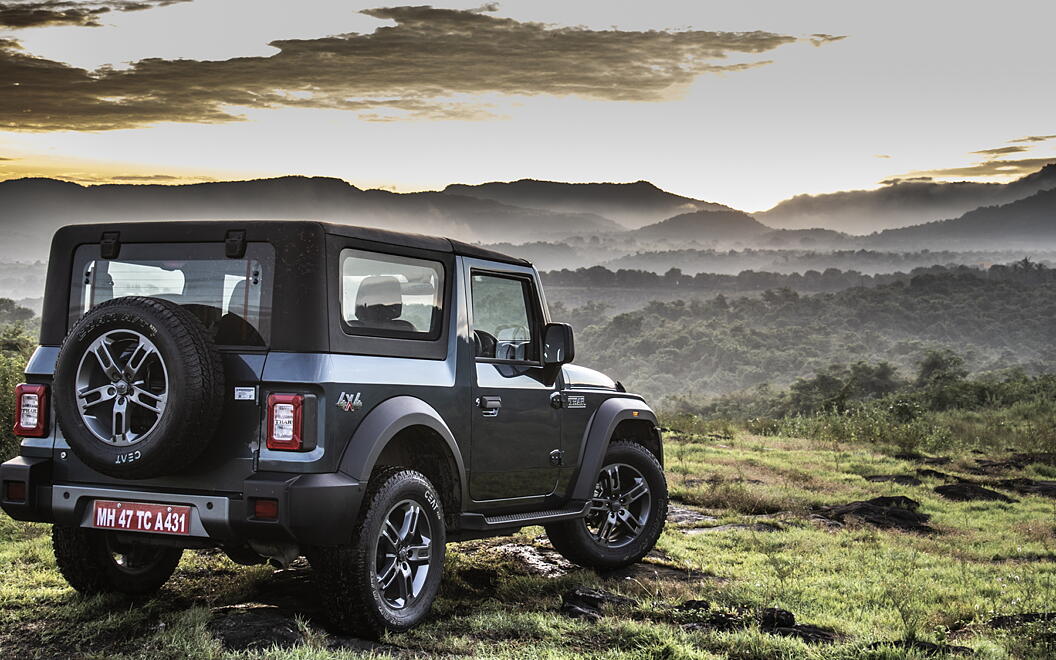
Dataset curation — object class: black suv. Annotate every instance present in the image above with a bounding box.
[1,221,667,636]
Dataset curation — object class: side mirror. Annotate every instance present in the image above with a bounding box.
[542,323,575,365]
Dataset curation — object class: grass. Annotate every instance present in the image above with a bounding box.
[2,432,1055,658]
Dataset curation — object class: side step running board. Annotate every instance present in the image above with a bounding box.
[457,501,590,531]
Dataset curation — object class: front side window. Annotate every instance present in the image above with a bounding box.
[340,249,444,340]
[71,243,274,347]
[471,273,537,362]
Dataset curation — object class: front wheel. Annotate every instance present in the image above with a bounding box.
[546,441,668,570]
[307,468,445,639]
[52,525,184,596]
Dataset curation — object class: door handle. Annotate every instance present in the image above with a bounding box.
[477,395,502,416]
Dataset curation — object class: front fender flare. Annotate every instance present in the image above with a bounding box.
[338,396,468,505]
[571,398,660,501]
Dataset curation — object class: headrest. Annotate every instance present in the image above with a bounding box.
[356,275,403,322]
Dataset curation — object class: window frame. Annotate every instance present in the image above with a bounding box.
[67,241,275,350]
[469,268,545,366]
[338,248,446,342]
[326,235,453,360]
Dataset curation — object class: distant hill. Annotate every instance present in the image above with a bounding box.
[633,209,770,242]
[443,179,731,229]
[0,176,625,259]
[869,187,1056,248]
[759,164,1056,233]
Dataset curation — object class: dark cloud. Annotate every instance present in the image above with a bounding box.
[893,158,1056,180]
[110,174,181,181]
[971,145,1029,157]
[880,176,934,185]
[1010,134,1056,144]
[0,1,190,29]
[0,5,821,131]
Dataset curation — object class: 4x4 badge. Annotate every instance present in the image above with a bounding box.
[336,392,363,412]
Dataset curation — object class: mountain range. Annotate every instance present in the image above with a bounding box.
[0,164,1054,260]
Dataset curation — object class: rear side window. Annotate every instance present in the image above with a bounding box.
[340,249,444,340]
[70,242,274,347]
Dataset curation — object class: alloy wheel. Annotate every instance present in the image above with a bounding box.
[585,462,652,548]
[373,499,434,610]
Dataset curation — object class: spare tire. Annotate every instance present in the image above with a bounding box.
[54,296,225,479]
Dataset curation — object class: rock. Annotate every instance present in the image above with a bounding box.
[921,456,952,465]
[768,623,841,644]
[674,599,711,612]
[971,452,1056,475]
[988,612,1056,628]
[760,607,795,628]
[812,496,933,533]
[208,605,304,651]
[667,505,719,526]
[863,474,923,486]
[934,483,1017,503]
[994,478,1056,498]
[560,587,635,621]
[916,468,953,480]
[684,522,782,534]
[866,640,973,655]
[683,611,749,632]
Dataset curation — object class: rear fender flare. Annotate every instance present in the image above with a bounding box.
[338,395,468,506]
[570,398,660,501]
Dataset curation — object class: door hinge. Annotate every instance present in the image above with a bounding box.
[549,449,564,466]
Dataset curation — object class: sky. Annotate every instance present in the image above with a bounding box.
[0,0,1054,212]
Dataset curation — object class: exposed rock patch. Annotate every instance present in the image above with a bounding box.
[601,562,717,583]
[916,468,954,480]
[988,612,1056,628]
[682,607,839,643]
[208,605,304,651]
[970,452,1056,475]
[993,478,1056,498]
[489,543,575,578]
[863,474,922,486]
[667,505,719,526]
[934,483,1017,503]
[812,496,933,532]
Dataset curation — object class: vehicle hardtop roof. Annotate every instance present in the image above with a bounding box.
[52,220,530,267]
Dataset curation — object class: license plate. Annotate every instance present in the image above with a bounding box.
[92,500,192,535]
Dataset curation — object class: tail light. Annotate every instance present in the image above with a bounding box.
[14,384,48,438]
[266,393,303,451]
[252,498,279,520]
[3,480,26,503]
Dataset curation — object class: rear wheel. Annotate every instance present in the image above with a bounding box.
[307,468,445,638]
[52,525,184,596]
[546,441,668,570]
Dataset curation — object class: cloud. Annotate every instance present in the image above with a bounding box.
[880,176,934,185]
[110,174,180,181]
[971,145,1029,157]
[0,5,822,131]
[0,0,190,29]
[1009,134,1056,144]
[808,33,846,47]
[874,154,891,159]
[0,156,14,160]
[890,157,1056,180]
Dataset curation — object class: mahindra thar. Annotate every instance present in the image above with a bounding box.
[0,221,667,636]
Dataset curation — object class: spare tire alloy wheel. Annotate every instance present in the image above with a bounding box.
[76,329,168,447]
[54,297,225,479]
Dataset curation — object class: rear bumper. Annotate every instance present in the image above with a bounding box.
[0,456,364,546]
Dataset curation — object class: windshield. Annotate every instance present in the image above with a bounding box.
[70,242,274,347]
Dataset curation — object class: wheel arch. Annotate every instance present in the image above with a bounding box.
[570,397,661,501]
[338,396,467,517]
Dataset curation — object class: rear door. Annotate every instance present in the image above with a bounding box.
[467,266,561,501]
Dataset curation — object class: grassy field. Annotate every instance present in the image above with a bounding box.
[1,432,1055,659]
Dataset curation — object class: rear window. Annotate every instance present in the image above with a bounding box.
[70,242,274,347]
[340,248,444,340]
